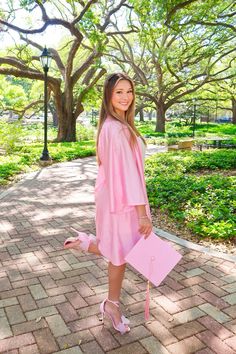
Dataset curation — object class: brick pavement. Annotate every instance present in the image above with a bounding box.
[0,151,236,354]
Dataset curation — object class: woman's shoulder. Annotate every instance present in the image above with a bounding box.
[102,116,124,135]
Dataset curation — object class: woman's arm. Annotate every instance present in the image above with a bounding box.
[135,205,152,239]
[135,205,147,218]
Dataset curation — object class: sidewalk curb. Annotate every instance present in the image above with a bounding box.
[0,170,40,200]
[1,153,235,263]
[155,227,236,263]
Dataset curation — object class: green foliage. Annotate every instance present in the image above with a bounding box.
[46,141,95,161]
[0,120,25,153]
[196,123,236,136]
[145,150,236,239]
[0,141,95,185]
[76,123,95,141]
[0,122,96,185]
[79,8,107,49]
[20,0,34,6]
[136,122,165,137]
[137,121,236,143]
[0,77,28,111]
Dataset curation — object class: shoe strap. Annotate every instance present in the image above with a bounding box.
[106,298,119,308]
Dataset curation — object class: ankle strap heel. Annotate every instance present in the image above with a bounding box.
[100,299,130,335]
[106,299,130,325]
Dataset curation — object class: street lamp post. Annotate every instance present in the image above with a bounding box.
[192,100,197,138]
[40,47,52,161]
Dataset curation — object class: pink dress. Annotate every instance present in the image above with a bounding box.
[95,117,151,266]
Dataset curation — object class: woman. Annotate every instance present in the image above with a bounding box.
[64,73,153,334]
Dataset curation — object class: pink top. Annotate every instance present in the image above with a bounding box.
[96,117,149,213]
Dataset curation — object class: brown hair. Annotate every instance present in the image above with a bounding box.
[96,73,146,164]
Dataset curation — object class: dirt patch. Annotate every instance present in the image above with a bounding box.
[193,169,236,177]
[151,208,236,256]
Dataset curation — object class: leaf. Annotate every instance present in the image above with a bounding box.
[35,316,42,323]
[168,317,174,322]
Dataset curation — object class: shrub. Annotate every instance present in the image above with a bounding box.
[0,141,96,185]
[145,150,236,239]
[0,120,25,153]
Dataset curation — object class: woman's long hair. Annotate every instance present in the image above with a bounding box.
[96,73,146,164]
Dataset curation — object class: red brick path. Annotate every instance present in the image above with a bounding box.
[0,157,236,353]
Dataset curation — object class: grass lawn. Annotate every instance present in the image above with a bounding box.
[136,121,236,146]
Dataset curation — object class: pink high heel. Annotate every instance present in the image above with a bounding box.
[64,227,96,251]
[108,300,130,325]
[100,299,130,334]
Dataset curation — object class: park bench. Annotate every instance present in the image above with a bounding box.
[196,137,236,151]
[168,140,194,151]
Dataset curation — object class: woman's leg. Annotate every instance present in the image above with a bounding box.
[88,241,102,256]
[108,262,126,300]
[66,238,102,256]
[104,262,127,326]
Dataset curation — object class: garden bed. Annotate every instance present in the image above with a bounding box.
[151,207,236,256]
[145,149,236,244]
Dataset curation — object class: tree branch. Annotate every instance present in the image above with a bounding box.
[219,11,236,18]
[0,67,60,87]
[66,39,81,79]
[35,0,49,22]
[165,59,182,83]
[136,91,158,105]
[20,35,66,76]
[209,47,236,70]
[100,0,127,31]
[75,67,106,117]
[0,57,39,73]
[7,99,44,118]
[0,17,83,39]
[72,50,101,86]
[108,34,149,85]
[166,77,209,109]
[188,20,236,33]
[72,0,98,25]
[166,72,235,109]
[165,0,198,25]
[106,28,138,36]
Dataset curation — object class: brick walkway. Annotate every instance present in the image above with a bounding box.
[0,151,236,354]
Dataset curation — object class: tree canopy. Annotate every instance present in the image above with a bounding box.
[0,0,136,140]
[0,0,235,137]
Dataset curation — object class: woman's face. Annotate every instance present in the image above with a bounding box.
[111,79,133,118]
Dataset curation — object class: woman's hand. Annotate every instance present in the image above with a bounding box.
[138,216,152,239]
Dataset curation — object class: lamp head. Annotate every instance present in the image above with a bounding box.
[40,47,52,71]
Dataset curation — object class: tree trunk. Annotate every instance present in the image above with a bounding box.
[54,82,78,142]
[155,101,165,133]
[57,106,77,142]
[139,107,144,122]
[49,103,58,127]
[148,111,152,121]
[232,97,236,125]
[52,110,58,127]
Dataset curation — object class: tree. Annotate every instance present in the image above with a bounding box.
[208,79,236,124]
[107,0,236,132]
[0,0,136,141]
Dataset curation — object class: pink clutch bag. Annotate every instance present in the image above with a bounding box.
[125,231,182,319]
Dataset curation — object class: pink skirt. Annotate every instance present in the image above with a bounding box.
[95,183,142,266]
